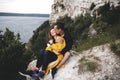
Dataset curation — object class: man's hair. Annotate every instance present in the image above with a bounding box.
[55,22,65,30]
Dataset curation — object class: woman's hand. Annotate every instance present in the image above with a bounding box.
[52,50,60,55]
[49,39,53,44]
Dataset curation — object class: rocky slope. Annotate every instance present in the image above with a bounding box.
[23,44,120,80]
[49,0,119,23]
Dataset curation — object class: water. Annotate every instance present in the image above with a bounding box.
[0,16,49,43]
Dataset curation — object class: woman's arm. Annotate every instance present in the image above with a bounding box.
[46,36,66,55]
[51,37,65,52]
[52,50,61,55]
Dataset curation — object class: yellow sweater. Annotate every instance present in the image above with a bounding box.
[45,36,66,75]
[45,36,66,52]
[45,54,64,75]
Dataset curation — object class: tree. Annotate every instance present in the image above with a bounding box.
[0,28,33,80]
[90,3,96,10]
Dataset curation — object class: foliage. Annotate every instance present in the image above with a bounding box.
[0,28,33,80]
[97,2,120,24]
[30,2,120,54]
[75,33,116,52]
[85,61,98,72]
[97,2,110,15]
[111,42,120,56]
[0,2,119,80]
[30,20,50,55]
[78,56,99,73]
[89,3,96,10]
[56,14,92,41]
[73,14,92,39]
[93,21,109,34]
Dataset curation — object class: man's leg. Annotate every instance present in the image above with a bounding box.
[57,51,70,68]
[51,51,71,78]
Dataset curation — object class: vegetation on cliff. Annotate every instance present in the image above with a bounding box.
[30,3,120,53]
[0,28,34,80]
[0,2,120,80]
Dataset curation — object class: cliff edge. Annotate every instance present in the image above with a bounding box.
[24,44,120,80]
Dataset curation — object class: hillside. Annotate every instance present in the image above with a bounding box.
[47,44,120,80]
[23,44,120,80]
[25,1,120,80]
[28,2,120,54]
[0,12,49,17]
[1,0,120,80]
[50,0,119,23]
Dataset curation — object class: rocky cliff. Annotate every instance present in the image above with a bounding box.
[49,0,119,23]
[22,44,120,80]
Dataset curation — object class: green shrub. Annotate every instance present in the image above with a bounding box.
[30,20,50,54]
[107,23,120,39]
[85,61,98,72]
[30,4,120,53]
[90,3,96,10]
[0,28,33,80]
[111,42,120,56]
[93,21,109,34]
[97,3,120,24]
[78,56,99,73]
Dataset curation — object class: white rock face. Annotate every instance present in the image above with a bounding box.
[25,44,120,80]
[51,44,120,80]
[49,0,119,23]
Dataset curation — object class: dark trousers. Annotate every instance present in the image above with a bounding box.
[36,49,57,71]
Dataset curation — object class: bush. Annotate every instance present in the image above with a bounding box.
[0,28,33,80]
[78,56,99,73]
[89,3,96,10]
[85,61,98,72]
[111,42,120,56]
[30,20,50,54]
[30,4,120,53]
[97,3,120,24]
[93,21,109,34]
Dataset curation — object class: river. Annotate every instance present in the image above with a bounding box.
[0,16,49,43]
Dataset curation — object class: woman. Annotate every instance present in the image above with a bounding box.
[32,28,66,80]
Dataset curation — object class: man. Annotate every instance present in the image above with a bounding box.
[20,22,73,79]
[52,22,73,78]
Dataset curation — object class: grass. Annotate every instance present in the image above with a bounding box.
[110,42,120,57]
[73,33,116,52]
[85,61,98,72]
[78,55,99,73]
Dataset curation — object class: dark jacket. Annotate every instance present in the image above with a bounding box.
[61,29,73,55]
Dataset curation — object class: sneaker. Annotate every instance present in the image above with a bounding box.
[32,69,39,79]
[25,70,33,77]
[38,71,45,79]
[33,69,39,74]
[19,70,33,77]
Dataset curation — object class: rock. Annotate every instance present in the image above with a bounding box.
[24,44,120,80]
[49,0,119,23]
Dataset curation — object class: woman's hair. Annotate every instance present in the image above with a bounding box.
[48,26,54,40]
[48,27,56,43]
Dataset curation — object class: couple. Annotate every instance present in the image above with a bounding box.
[26,22,73,80]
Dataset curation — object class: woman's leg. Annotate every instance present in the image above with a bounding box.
[24,49,45,77]
[42,51,57,71]
[36,49,45,68]
[32,49,45,79]
[38,51,57,78]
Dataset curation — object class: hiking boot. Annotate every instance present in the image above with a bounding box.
[38,71,45,79]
